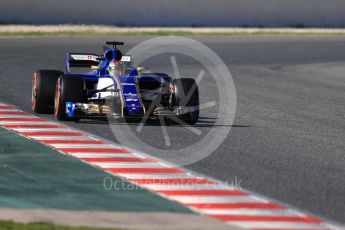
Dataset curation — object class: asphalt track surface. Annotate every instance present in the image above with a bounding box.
[0,36,344,224]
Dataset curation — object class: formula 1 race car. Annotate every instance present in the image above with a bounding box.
[32,41,199,124]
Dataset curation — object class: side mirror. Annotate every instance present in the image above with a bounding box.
[91,66,101,70]
[137,66,147,72]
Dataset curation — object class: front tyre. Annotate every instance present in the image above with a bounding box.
[173,78,199,124]
[54,75,86,121]
[32,70,63,114]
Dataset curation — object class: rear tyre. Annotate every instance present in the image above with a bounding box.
[54,75,86,121]
[173,78,199,124]
[32,70,63,114]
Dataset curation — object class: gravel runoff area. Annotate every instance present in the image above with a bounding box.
[1,24,345,35]
[0,208,239,230]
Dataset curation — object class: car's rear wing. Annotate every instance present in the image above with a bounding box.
[65,53,100,72]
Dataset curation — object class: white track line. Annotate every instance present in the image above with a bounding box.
[29,136,91,140]
[119,173,197,179]
[73,153,139,158]
[50,144,117,149]
[61,151,129,154]
[0,109,23,112]
[141,184,235,191]
[228,222,332,229]
[14,128,75,132]
[92,162,169,168]
[0,121,53,125]
[168,195,260,204]
[200,208,302,216]
[0,115,34,118]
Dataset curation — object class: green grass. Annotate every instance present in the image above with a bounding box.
[1,30,345,37]
[0,221,125,230]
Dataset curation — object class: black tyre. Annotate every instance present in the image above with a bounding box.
[173,78,199,124]
[32,70,63,114]
[54,75,86,121]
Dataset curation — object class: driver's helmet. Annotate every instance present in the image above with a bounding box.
[106,49,124,75]
[105,49,123,61]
